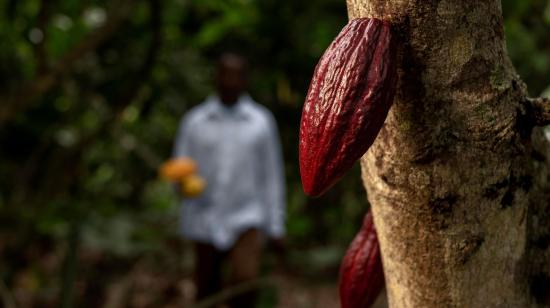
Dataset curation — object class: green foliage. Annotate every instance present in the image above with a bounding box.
[0,0,549,305]
[503,0,550,95]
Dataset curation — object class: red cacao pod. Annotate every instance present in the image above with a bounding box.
[299,18,398,196]
[339,211,384,308]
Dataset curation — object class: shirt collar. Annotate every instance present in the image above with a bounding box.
[206,94,251,120]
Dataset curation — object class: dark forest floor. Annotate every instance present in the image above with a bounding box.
[1,236,388,308]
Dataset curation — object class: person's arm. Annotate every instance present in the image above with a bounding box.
[173,115,192,159]
[172,115,193,195]
[262,114,286,239]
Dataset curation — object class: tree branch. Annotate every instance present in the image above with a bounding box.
[35,0,52,74]
[113,0,162,114]
[6,0,18,21]
[529,97,550,127]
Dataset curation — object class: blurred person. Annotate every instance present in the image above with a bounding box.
[172,52,286,307]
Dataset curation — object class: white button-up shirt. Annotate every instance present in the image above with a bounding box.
[173,94,286,250]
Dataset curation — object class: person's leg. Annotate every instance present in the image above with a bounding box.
[227,229,262,308]
[194,241,223,302]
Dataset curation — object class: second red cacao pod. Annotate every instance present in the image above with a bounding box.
[299,18,398,196]
[339,211,384,308]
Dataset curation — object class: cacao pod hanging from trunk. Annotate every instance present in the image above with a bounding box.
[339,211,384,308]
[299,18,398,196]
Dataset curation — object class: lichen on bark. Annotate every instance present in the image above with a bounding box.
[347,0,550,307]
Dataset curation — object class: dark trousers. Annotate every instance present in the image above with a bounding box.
[194,229,262,308]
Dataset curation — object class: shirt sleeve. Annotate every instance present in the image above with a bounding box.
[173,114,193,159]
[171,115,193,194]
[262,113,286,238]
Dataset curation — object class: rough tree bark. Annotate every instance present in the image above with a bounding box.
[347,1,550,307]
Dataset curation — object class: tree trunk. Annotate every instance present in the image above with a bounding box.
[347,1,550,307]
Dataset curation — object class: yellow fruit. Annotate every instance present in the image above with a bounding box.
[181,174,206,198]
[159,157,197,181]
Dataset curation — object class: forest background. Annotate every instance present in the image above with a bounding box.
[0,0,549,307]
